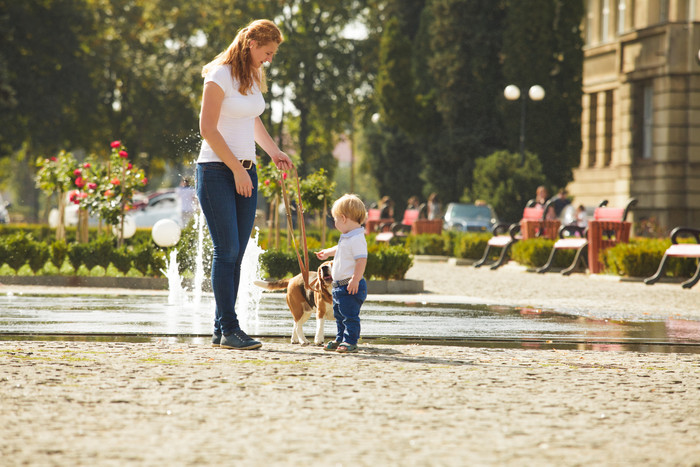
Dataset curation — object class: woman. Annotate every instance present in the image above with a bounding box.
[197,19,293,350]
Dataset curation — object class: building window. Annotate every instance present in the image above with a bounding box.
[659,0,668,22]
[617,0,626,34]
[589,93,598,167]
[603,90,613,166]
[586,0,595,45]
[642,85,653,159]
[601,0,610,42]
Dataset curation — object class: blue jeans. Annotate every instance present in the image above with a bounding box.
[196,162,257,336]
[332,279,367,345]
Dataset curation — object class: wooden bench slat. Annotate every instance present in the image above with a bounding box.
[553,238,587,249]
[665,244,700,257]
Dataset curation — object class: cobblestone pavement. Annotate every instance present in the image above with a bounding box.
[403,259,700,321]
[1,341,699,466]
[1,259,700,466]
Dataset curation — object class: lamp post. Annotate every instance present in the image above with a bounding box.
[504,84,545,164]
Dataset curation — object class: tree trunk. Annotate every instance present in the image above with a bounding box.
[56,192,66,242]
[78,208,89,243]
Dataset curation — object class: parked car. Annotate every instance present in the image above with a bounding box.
[129,191,184,228]
[443,203,498,233]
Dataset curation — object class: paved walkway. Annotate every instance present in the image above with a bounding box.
[1,259,700,466]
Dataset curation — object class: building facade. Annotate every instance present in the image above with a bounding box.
[569,0,700,230]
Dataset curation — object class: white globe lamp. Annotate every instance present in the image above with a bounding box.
[112,215,136,239]
[504,84,521,101]
[152,219,181,247]
[528,85,546,101]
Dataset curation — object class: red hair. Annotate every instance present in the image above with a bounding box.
[202,19,283,95]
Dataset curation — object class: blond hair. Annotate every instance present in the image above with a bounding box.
[202,19,283,95]
[332,194,367,225]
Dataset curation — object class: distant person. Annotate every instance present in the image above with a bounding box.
[576,205,588,228]
[176,178,196,225]
[379,195,394,219]
[426,192,442,220]
[406,196,421,211]
[197,19,293,351]
[550,188,571,217]
[535,185,549,207]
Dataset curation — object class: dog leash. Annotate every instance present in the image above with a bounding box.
[279,167,318,293]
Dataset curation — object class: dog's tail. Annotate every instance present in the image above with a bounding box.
[253,279,290,291]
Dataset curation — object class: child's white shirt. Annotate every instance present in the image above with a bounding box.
[331,227,367,281]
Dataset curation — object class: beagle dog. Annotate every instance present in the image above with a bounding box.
[254,261,333,345]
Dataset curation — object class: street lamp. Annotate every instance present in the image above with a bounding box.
[504,84,545,164]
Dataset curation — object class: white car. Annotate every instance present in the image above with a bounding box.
[129,191,187,228]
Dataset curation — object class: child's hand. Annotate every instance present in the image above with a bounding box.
[316,250,328,260]
[347,277,359,294]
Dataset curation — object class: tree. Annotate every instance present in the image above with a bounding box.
[469,150,546,223]
[501,0,583,187]
[424,0,507,204]
[368,16,424,211]
[274,0,366,178]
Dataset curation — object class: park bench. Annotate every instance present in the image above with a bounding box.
[537,198,636,275]
[644,227,700,289]
[365,208,393,235]
[375,208,442,242]
[474,199,558,270]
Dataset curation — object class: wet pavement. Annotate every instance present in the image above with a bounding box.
[2,292,699,353]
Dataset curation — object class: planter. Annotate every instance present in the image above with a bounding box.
[0,275,423,294]
[0,275,168,290]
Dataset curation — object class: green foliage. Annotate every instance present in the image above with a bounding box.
[300,168,335,213]
[511,238,578,269]
[2,233,34,270]
[404,234,450,256]
[27,241,49,273]
[111,246,133,275]
[469,150,547,223]
[512,238,553,268]
[502,0,584,188]
[453,233,492,260]
[49,240,68,269]
[366,244,413,280]
[259,250,299,280]
[422,0,506,202]
[259,244,413,281]
[605,238,698,278]
[133,243,164,277]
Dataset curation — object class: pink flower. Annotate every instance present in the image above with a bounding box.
[111,178,121,186]
[74,169,82,176]
[282,172,287,180]
[83,163,91,169]
[75,177,85,188]
[264,179,270,186]
[49,157,57,162]
[79,192,88,199]
[87,182,97,190]
[119,150,128,158]
[104,189,113,197]
[69,191,78,203]
[142,177,148,185]
[126,163,133,170]
[111,141,121,148]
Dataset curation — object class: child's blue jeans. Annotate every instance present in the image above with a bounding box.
[332,278,367,345]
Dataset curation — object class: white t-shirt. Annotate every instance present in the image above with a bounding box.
[197,65,265,163]
[332,227,368,282]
